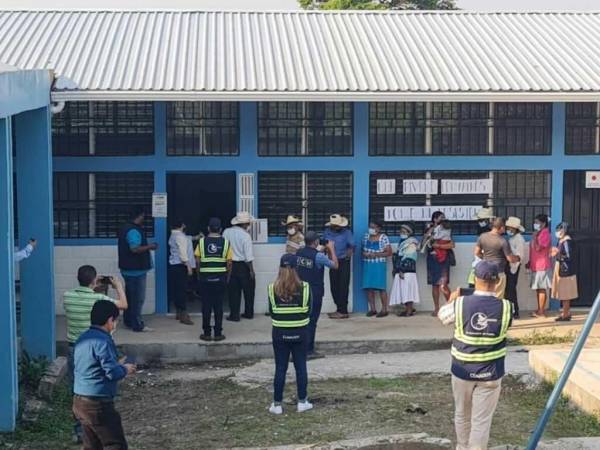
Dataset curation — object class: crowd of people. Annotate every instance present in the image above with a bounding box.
[57,205,580,449]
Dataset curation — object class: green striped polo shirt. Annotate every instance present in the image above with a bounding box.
[63,287,115,343]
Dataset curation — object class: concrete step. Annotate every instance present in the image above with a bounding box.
[529,348,600,418]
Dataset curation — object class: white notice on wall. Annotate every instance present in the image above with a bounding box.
[441,179,492,195]
[403,179,438,195]
[585,171,600,189]
[152,193,168,218]
[377,179,396,195]
[384,205,480,222]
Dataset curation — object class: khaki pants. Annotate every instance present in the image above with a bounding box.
[495,273,507,299]
[452,375,502,450]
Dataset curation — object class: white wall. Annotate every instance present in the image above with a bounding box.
[53,242,536,315]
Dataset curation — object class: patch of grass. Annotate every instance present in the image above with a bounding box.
[19,352,49,393]
[510,328,578,346]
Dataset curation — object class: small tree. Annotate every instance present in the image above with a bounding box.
[299,0,457,9]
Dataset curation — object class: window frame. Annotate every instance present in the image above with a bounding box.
[565,102,600,155]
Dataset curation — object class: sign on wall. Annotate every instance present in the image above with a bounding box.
[384,205,480,222]
[403,179,438,195]
[377,179,396,195]
[585,171,600,189]
[151,193,168,218]
[441,179,492,195]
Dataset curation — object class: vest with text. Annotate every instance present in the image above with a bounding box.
[268,282,311,329]
[296,247,325,297]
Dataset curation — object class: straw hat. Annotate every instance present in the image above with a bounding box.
[282,215,303,226]
[231,211,254,225]
[474,207,494,220]
[400,223,414,235]
[505,216,525,233]
[325,214,348,227]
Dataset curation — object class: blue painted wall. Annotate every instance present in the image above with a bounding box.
[53,101,600,313]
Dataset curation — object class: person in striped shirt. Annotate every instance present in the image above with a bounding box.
[63,265,128,444]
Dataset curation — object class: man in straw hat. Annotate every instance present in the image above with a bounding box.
[505,216,526,319]
[282,215,305,254]
[223,212,256,321]
[474,207,494,236]
[323,214,354,319]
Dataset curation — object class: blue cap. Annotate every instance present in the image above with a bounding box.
[208,217,222,230]
[280,253,298,269]
[474,260,500,282]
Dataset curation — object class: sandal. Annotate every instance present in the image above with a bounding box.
[555,315,572,322]
[397,311,409,317]
[376,311,389,318]
[366,310,377,317]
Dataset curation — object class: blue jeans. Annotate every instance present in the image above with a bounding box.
[272,327,308,403]
[308,289,324,354]
[123,274,147,332]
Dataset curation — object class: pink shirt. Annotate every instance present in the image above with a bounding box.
[529,227,552,271]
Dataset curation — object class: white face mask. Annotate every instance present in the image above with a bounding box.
[287,228,296,236]
[533,223,541,231]
[555,231,563,239]
[478,221,488,228]
[368,228,377,236]
[399,233,409,240]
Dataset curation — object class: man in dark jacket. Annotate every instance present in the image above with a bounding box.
[118,206,157,332]
[73,300,136,450]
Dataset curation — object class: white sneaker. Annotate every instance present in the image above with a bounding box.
[269,403,283,415]
[141,326,154,332]
[297,400,313,413]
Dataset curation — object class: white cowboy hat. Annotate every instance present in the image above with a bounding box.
[325,214,348,227]
[231,211,254,225]
[282,215,303,226]
[505,216,525,233]
[474,207,494,220]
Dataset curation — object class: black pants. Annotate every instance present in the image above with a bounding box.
[329,258,351,314]
[168,264,188,312]
[200,279,225,336]
[73,396,128,450]
[505,265,520,316]
[272,327,308,403]
[228,262,255,319]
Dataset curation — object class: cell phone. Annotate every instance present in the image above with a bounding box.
[459,287,475,296]
[99,276,112,285]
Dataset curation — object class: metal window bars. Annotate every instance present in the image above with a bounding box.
[566,102,600,155]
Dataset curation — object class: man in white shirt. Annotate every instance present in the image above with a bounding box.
[168,219,194,325]
[223,212,255,321]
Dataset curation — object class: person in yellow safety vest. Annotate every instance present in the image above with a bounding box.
[195,217,232,342]
[438,260,512,450]
[268,253,313,415]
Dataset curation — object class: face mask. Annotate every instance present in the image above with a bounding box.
[478,221,488,228]
[368,228,377,236]
[506,230,514,237]
[533,223,541,231]
[399,233,409,240]
[555,231,563,239]
[287,228,296,236]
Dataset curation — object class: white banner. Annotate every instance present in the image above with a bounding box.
[151,193,168,218]
[376,179,396,195]
[384,205,480,222]
[402,179,438,195]
[441,179,492,195]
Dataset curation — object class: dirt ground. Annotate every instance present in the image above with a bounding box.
[3,365,600,450]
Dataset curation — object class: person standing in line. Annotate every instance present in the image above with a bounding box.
[423,211,454,316]
[323,214,354,320]
[390,223,420,317]
[283,215,305,254]
[468,207,494,287]
[118,206,156,332]
[505,217,526,319]
[528,214,553,318]
[168,219,194,326]
[72,300,136,450]
[196,217,232,341]
[438,261,512,450]
[14,238,37,262]
[551,222,578,322]
[268,254,313,415]
[223,212,256,321]
[473,217,520,300]
[296,231,338,359]
[362,221,392,318]
[64,265,128,444]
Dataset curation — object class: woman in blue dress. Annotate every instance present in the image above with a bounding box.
[362,221,392,317]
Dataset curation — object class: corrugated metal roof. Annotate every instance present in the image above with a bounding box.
[1,10,600,101]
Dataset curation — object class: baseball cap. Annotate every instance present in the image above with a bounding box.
[280,253,298,269]
[474,260,500,282]
[208,217,222,230]
[304,231,319,245]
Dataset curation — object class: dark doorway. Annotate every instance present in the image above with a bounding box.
[563,171,600,306]
[166,172,236,312]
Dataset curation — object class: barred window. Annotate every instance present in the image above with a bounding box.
[54,172,154,238]
[258,102,352,156]
[369,102,426,155]
[494,103,552,155]
[369,170,551,236]
[52,102,154,156]
[431,103,489,155]
[566,102,599,155]
[258,171,353,237]
[166,102,239,156]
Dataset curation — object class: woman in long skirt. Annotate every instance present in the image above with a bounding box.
[551,222,578,322]
[390,223,420,317]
